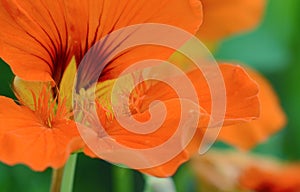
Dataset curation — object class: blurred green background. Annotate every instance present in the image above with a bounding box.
[0,0,299,191]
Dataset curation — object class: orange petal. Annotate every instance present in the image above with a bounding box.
[0,0,72,82]
[218,67,286,149]
[219,64,260,124]
[197,0,266,42]
[139,150,190,177]
[142,64,260,125]
[66,0,202,56]
[0,96,81,171]
[139,127,208,177]
[65,0,202,83]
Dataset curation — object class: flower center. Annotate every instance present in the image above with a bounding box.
[33,86,70,128]
[13,77,70,128]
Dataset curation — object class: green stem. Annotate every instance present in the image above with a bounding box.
[50,154,78,192]
[50,167,64,192]
[61,153,78,192]
[113,165,134,192]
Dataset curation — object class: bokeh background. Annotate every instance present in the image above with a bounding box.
[0,0,299,191]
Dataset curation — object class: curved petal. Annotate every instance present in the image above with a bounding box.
[0,0,72,82]
[65,0,203,84]
[139,128,208,177]
[66,0,202,57]
[218,64,260,124]
[141,63,260,125]
[218,67,286,149]
[0,96,80,171]
[197,0,266,42]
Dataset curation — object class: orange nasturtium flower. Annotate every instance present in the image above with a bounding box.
[192,150,300,192]
[0,0,260,177]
